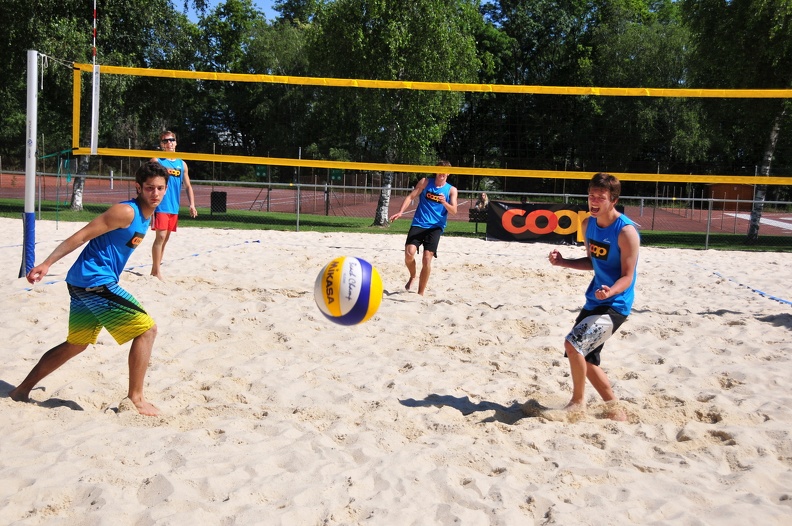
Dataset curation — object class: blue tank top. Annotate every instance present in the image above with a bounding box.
[66,199,151,287]
[583,214,639,315]
[156,158,185,214]
[412,179,451,230]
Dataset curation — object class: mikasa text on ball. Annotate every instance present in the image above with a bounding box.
[314,256,383,325]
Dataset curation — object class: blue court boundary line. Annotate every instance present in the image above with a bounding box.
[15,239,791,305]
[16,237,407,292]
[708,269,792,306]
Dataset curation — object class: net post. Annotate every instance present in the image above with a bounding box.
[22,49,38,278]
[72,66,82,150]
[90,64,100,154]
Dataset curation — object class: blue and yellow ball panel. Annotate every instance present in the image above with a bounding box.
[314,256,383,326]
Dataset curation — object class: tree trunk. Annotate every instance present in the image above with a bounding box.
[373,141,398,227]
[372,171,393,227]
[70,155,90,211]
[747,106,786,243]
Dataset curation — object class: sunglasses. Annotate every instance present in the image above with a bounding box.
[161,138,176,143]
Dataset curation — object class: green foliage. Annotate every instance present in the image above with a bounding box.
[578,0,707,171]
[682,0,792,168]
[306,0,480,163]
[239,18,313,160]
[273,0,325,24]
[0,0,789,200]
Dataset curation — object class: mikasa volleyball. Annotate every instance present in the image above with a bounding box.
[314,257,383,326]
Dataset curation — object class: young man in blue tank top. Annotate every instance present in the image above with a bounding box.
[11,162,170,417]
[389,161,459,296]
[548,173,640,421]
[150,130,197,280]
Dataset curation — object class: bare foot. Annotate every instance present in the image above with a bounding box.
[405,276,415,290]
[124,396,161,416]
[564,400,585,413]
[606,410,627,422]
[9,387,31,403]
[602,401,627,421]
[150,272,165,282]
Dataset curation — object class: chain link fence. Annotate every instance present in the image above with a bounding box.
[2,172,791,250]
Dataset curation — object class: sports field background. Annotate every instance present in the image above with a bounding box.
[2,172,791,249]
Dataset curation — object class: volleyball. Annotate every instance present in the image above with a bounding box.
[314,256,383,326]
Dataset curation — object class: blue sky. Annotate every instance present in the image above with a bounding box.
[186,1,278,22]
[252,0,277,20]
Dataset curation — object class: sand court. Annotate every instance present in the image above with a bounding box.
[1,217,791,524]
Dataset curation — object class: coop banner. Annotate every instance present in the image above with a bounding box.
[486,201,589,244]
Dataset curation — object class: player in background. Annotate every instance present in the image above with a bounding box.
[389,160,458,296]
[150,130,197,280]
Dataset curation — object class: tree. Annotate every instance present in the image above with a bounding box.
[0,0,199,165]
[580,0,705,174]
[477,0,601,181]
[0,0,94,165]
[683,0,792,242]
[242,15,313,164]
[70,156,90,211]
[440,2,512,191]
[192,0,259,168]
[307,0,480,225]
[274,0,324,23]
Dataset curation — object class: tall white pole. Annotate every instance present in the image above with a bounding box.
[25,50,37,213]
[90,0,99,154]
[21,49,38,277]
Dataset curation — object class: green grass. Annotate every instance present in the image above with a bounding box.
[639,231,792,251]
[2,198,789,251]
[0,199,486,237]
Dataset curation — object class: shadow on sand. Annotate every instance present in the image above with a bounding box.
[399,394,550,425]
[0,380,84,412]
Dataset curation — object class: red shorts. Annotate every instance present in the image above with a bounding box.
[152,212,178,232]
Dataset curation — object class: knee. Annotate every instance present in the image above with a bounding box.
[143,324,158,340]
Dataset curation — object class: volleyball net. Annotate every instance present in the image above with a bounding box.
[15,58,792,278]
[71,63,792,186]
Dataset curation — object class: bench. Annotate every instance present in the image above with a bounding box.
[469,208,488,233]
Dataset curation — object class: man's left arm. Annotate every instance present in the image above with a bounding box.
[611,225,640,295]
[182,161,197,218]
[445,187,459,215]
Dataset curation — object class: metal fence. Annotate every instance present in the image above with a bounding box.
[2,172,791,250]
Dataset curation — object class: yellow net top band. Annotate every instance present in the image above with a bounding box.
[73,63,792,99]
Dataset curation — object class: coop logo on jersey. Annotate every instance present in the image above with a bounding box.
[426,192,443,203]
[166,168,182,177]
[588,240,610,260]
[126,232,146,249]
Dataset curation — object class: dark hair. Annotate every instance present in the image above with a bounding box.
[589,172,621,201]
[136,160,170,187]
[436,160,451,168]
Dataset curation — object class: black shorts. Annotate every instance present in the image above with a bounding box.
[564,306,627,366]
[406,226,443,256]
